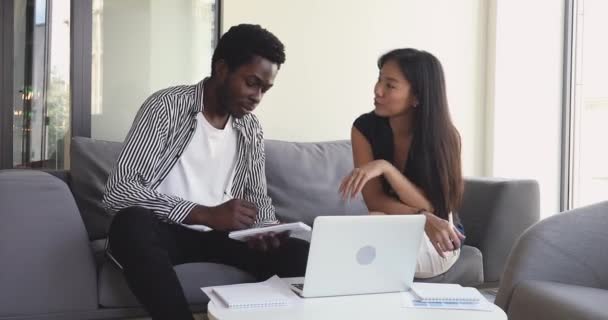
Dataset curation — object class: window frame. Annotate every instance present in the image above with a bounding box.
[560,0,576,211]
[0,1,15,169]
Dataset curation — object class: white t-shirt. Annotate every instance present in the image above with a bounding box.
[156,112,238,229]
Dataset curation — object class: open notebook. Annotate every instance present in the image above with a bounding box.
[212,283,290,309]
[410,283,483,303]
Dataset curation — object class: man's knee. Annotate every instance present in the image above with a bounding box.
[271,238,309,277]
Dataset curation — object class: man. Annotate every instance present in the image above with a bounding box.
[102,24,309,320]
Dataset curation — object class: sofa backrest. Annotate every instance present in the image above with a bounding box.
[69,137,368,240]
[70,137,123,240]
[264,140,368,225]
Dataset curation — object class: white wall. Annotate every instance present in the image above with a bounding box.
[91,0,215,142]
[223,0,489,176]
[488,0,564,216]
[91,0,151,142]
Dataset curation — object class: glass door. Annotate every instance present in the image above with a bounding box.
[12,0,70,169]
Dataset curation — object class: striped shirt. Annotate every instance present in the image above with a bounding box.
[102,79,278,227]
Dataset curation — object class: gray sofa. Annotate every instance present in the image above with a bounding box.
[0,137,540,320]
[496,201,608,320]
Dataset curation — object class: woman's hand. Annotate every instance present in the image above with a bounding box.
[339,160,388,199]
[422,212,465,258]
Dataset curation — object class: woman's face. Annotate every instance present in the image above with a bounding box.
[373,60,417,117]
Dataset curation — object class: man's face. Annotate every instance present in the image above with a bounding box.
[217,55,279,118]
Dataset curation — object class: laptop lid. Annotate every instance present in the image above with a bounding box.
[300,215,426,298]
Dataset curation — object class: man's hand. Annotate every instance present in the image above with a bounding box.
[246,231,291,252]
[187,199,258,231]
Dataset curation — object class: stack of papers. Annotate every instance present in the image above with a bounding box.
[201,276,300,310]
[402,283,494,311]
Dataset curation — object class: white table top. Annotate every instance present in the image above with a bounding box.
[207,278,507,320]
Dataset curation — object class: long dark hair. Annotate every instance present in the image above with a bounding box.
[378,48,463,220]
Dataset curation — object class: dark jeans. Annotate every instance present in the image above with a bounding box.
[108,207,309,320]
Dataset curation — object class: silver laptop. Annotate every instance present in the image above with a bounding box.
[290,214,426,298]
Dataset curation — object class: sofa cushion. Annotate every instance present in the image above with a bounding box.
[264,140,368,225]
[71,137,123,240]
[507,280,608,320]
[415,245,484,286]
[98,261,256,307]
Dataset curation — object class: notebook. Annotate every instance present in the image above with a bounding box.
[228,222,311,241]
[410,283,483,303]
[402,291,494,311]
[210,281,292,309]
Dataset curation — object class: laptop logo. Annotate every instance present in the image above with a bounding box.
[356,245,376,265]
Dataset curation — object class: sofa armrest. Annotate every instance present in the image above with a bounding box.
[459,178,540,284]
[495,201,608,311]
[0,170,98,316]
[507,280,608,320]
[42,169,71,186]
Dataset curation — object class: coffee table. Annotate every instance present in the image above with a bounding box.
[207,278,507,320]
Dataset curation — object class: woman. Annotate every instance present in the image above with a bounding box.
[339,48,465,278]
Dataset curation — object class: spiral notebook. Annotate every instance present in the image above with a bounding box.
[212,283,291,309]
[202,276,299,310]
[410,283,483,303]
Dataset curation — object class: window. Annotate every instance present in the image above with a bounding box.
[11,0,71,169]
[490,1,564,217]
[568,0,608,208]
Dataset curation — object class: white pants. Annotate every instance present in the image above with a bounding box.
[414,233,460,278]
[369,211,459,279]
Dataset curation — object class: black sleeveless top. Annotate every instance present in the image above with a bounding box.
[353,112,464,234]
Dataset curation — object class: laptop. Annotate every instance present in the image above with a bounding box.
[289,214,426,298]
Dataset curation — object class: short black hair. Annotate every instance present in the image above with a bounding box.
[211,24,285,76]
